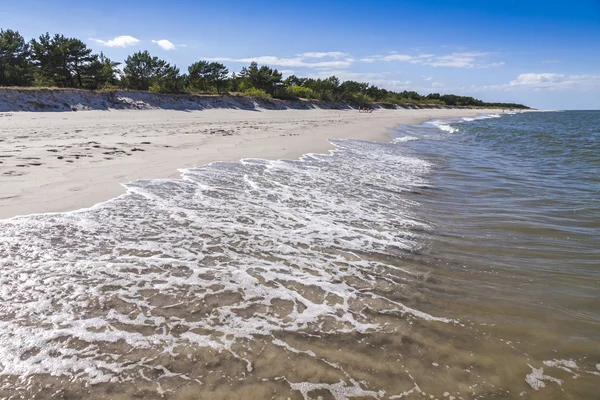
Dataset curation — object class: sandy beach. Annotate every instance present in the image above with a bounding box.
[0,107,498,219]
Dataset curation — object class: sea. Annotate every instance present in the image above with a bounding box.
[0,110,598,399]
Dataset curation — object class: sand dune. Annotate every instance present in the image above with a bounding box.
[0,107,499,219]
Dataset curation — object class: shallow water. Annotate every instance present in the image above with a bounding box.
[0,111,598,399]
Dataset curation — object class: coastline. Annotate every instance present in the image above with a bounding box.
[0,108,501,219]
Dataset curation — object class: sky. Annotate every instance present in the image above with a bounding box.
[2,0,599,109]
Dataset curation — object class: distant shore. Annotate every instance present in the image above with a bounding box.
[0,102,502,219]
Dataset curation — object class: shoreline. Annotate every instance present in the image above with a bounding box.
[0,108,501,219]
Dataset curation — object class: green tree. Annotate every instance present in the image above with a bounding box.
[155,64,185,93]
[209,62,229,94]
[187,60,211,91]
[0,29,32,86]
[339,80,368,102]
[188,61,229,94]
[321,76,341,100]
[229,72,241,92]
[366,85,387,101]
[122,50,161,90]
[283,75,306,88]
[68,39,96,87]
[30,33,97,87]
[86,52,120,89]
[238,62,282,95]
[122,50,182,92]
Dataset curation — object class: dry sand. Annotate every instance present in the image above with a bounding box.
[0,108,499,219]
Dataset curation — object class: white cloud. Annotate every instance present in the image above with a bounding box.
[297,52,347,58]
[152,39,176,50]
[361,51,502,69]
[381,54,416,62]
[310,70,389,81]
[206,55,355,69]
[279,69,295,77]
[371,79,414,92]
[481,62,505,68]
[487,73,600,91]
[427,52,488,67]
[207,50,501,71]
[90,35,139,47]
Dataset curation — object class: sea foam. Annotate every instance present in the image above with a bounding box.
[0,138,442,395]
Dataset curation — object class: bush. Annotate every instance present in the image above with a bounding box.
[243,87,271,98]
[32,71,55,87]
[148,83,162,93]
[319,90,333,101]
[351,93,374,105]
[285,85,317,99]
[382,96,401,105]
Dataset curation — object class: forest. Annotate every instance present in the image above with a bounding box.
[0,29,529,109]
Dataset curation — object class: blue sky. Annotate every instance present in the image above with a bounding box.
[2,0,599,109]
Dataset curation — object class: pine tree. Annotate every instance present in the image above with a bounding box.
[0,29,32,86]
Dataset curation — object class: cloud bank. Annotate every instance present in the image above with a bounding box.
[207,50,503,70]
[361,52,503,68]
[488,73,600,91]
[206,53,354,69]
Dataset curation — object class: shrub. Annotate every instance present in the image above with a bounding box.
[319,90,333,101]
[243,87,271,98]
[351,93,374,105]
[285,85,317,99]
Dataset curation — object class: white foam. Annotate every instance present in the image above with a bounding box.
[461,113,501,122]
[428,120,458,133]
[288,379,384,400]
[543,359,577,372]
[393,136,419,143]
[525,364,563,390]
[0,138,451,392]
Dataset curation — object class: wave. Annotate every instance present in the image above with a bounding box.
[392,135,419,143]
[427,119,459,133]
[0,138,451,396]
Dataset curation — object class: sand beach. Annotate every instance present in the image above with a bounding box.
[0,101,496,219]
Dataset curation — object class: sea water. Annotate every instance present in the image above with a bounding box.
[0,111,598,399]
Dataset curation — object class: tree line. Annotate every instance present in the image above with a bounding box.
[0,29,529,109]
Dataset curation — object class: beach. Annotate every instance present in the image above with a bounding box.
[0,107,495,219]
[2,0,597,396]
[0,107,598,399]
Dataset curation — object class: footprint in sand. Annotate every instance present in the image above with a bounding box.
[2,171,26,176]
